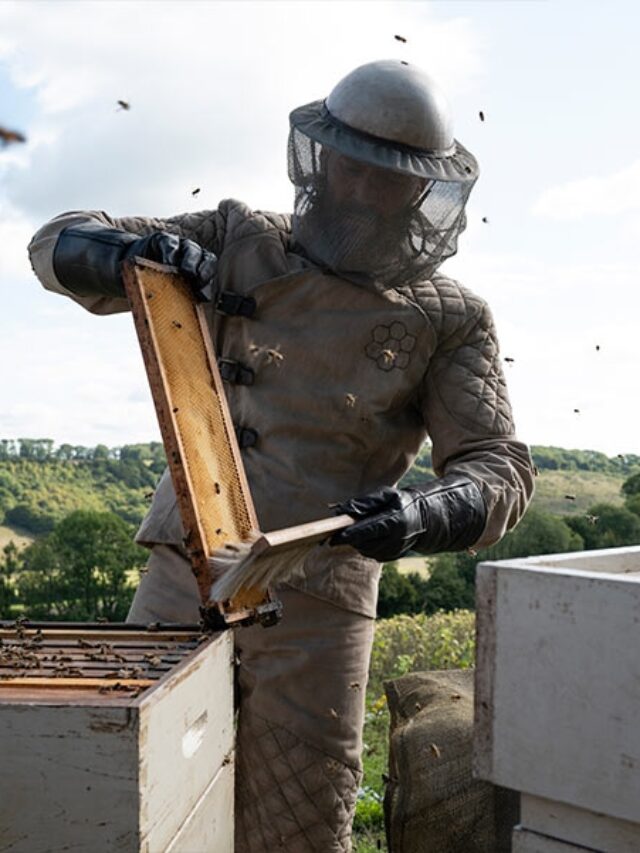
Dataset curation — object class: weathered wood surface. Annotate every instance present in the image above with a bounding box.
[474,547,640,826]
[0,703,140,852]
[139,629,234,850]
[512,828,596,853]
[0,630,234,852]
[164,759,234,853]
[520,795,640,853]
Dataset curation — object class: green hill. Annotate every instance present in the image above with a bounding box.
[0,438,637,548]
[0,440,166,539]
[532,469,624,515]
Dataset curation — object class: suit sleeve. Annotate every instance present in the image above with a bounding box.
[27,207,227,315]
[418,299,535,549]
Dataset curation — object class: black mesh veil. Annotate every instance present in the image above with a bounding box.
[288,103,479,291]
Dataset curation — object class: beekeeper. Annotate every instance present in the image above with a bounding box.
[29,60,535,852]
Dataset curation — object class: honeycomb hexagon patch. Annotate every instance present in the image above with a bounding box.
[365,322,416,371]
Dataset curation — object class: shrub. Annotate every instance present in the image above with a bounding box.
[368,610,475,699]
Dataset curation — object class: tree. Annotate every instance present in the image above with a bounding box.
[565,503,640,551]
[377,563,428,618]
[16,510,147,621]
[422,553,475,614]
[482,509,583,561]
[0,541,20,617]
[622,472,640,499]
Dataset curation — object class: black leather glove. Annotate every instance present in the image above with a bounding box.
[330,475,486,562]
[53,222,217,301]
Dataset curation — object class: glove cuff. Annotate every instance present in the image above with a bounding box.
[407,474,486,555]
[53,223,139,298]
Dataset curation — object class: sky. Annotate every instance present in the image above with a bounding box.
[1,0,639,456]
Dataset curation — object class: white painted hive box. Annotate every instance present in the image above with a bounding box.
[474,546,640,852]
[0,624,234,853]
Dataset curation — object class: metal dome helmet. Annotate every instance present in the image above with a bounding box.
[288,60,479,290]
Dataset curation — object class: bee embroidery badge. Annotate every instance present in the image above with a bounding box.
[365,322,416,371]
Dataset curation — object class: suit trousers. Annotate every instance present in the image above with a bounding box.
[127,544,376,852]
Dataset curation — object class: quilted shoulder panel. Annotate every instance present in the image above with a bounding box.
[428,298,514,436]
[397,273,486,342]
[408,274,514,437]
[111,208,226,254]
[218,198,292,250]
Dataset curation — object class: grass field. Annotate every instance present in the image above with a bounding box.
[532,470,624,515]
[0,525,34,551]
[396,555,430,578]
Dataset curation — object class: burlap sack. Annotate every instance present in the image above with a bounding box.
[384,669,518,853]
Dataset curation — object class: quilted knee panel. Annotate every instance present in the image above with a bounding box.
[235,712,362,853]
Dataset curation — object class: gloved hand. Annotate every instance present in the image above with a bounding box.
[330,475,486,562]
[53,222,217,301]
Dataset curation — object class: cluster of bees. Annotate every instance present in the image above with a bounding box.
[0,622,197,696]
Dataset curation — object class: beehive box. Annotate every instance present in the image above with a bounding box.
[474,546,640,853]
[0,622,234,852]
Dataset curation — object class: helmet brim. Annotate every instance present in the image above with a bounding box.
[289,100,479,184]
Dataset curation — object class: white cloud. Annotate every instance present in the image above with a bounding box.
[443,250,640,455]
[0,0,488,447]
[0,1,484,220]
[0,205,34,281]
[532,159,640,221]
[5,1,639,458]
[0,303,159,446]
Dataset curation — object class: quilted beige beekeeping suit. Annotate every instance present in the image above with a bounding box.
[29,200,534,852]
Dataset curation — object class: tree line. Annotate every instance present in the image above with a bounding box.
[0,441,167,534]
[2,438,640,622]
[1,511,146,621]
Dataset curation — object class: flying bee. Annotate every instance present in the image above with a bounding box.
[116,100,130,111]
[504,357,515,364]
[192,188,201,197]
[564,494,576,501]
[394,34,407,43]
[0,126,26,146]
[266,347,284,365]
[482,216,489,224]
[479,110,485,122]
[345,393,357,408]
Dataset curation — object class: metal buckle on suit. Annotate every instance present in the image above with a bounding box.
[216,291,256,318]
[235,426,258,449]
[218,358,255,386]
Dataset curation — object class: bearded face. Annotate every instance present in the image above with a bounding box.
[293,151,428,280]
